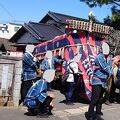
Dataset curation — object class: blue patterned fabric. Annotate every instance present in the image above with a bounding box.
[24,79,47,109]
[91,53,113,88]
[40,57,62,71]
[22,52,37,81]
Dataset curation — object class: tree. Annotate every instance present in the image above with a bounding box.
[80,0,120,8]
[80,0,120,29]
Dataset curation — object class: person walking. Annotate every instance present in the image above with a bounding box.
[85,42,113,120]
[20,45,37,104]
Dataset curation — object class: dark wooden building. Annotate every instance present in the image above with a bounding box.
[9,21,64,51]
[9,11,120,54]
[9,11,93,51]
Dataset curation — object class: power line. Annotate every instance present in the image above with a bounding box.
[0,2,16,21]
[0,2,36,24]
[0,2,28,24]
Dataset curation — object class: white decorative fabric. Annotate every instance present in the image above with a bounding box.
[66,60,78,82]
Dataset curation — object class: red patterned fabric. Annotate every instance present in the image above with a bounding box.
[34,32,105,100]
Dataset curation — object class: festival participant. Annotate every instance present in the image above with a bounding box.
[64,53,83,105]
[112,58,120,87]
[85,42,113,120]
[24,69,55,117]
[104,56,120,104]
[20,45,37,104]
[103,56,113,106]
[108,59,120,103]
[40,50,63,91]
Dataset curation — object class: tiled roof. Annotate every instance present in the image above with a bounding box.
[39,11,105,26]
[16,32,40,44]
[10,11,106,45]
[9,22,64,44]
[40,11,89,24]
[28,22,64,40]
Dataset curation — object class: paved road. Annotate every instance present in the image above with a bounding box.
[0,90,120,120]
[0,103,120,120]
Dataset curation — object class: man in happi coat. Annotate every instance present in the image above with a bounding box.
[24,69,55,117]
[85,42,113,120]
[20,45,37,104]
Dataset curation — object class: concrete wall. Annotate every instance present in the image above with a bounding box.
[0,56,22,107]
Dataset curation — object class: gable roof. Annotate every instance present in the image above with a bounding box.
[27,22,64,40]
[40,11,90,24]
[9,22,64,44]
[39,11,107,27]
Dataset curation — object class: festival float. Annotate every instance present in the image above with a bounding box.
[34,15,112,101]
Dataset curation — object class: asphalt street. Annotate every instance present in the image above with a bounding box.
[0,90,120,120]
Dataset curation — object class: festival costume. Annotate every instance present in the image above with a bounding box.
[85,53,112,120]
[24,79,53,116]
[65,59,79,104]
[41,56,62,91]
[21,51,37,103]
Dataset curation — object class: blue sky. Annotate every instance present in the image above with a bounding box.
[0,0,112,24]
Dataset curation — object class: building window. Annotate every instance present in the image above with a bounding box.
[14,27,20,32]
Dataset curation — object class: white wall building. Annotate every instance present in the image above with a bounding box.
[0,23,22,39]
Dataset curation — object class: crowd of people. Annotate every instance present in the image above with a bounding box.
[20,43,120,119]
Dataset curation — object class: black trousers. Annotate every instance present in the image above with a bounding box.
[27,96,53,115]
[88,85,105,115]
[20,80,33,103]
[38,96,53,113]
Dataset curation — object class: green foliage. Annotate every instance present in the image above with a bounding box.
[82,0,120,7]
[80,0,120,29]
[104,6,120,29]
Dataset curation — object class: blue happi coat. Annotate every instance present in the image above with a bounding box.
[91,53,113,88]
[22,51,37,81]
[24,79,47,109]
